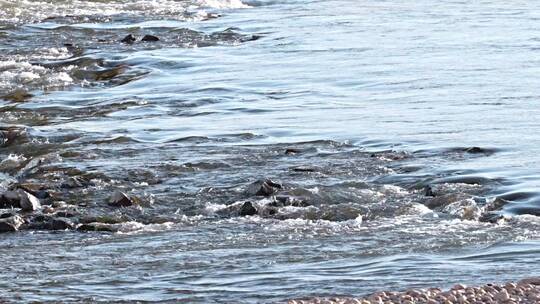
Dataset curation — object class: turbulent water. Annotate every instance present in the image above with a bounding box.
[1,0,540,303]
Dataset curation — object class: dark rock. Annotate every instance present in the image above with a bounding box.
[292,166,316,173]
[270,196,309,208]
[0,221,17,233]
[108,191,136,207]
[465,147,485,154]
[2,89,33,102]
[424,185,435,197]
[0,212,15,219]
[94,66,125,81]
[17,184,50,199]
[247,179,282,197]
[120,34,137,44]
[54,211,77,218]
[246,35,262,41]
[424,193,469,210]
[141,35,159,42]
[484,197,509,212]
[239,201,257,216]
[78,222,115,232]
[285,148,301,155]
[60,177,84,189]
[50,218,75,230]
[0,190,20,208]
[18,189,41,211]
[479,212,507,223]
[0,127,26,147]
[0,215,23,233]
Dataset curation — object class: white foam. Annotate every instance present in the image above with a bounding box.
[0,0,247,24]
[0,56,74,93]
[0,154,27,170]
[196,0,250,9]
[115,221,174,234]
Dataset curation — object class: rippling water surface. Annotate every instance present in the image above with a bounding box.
[1,0,540,302]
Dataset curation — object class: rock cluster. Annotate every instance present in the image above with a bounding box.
[0,184,140,233]
[287,278,540,304]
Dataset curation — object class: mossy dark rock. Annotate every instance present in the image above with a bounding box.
[78,222,115,232]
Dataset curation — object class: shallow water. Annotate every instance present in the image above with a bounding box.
[1,0,540,302]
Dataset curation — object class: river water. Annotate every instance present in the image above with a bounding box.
[0,0,539,303]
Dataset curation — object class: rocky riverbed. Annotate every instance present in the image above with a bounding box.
[287,278,540,304]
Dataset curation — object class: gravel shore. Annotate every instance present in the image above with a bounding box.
[288,277,540,304]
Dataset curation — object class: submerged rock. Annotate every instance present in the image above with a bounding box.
[2,89,33,102]
[0,127,26,147]
[120,34,136,44]
[247,179,282,197]
[239,201,257,216]
[141,34,159,42]
[285,148,301,155]
[465,146,485,154]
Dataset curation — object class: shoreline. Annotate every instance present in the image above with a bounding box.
[288,277,540,304]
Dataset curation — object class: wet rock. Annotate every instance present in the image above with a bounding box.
[26,215,73,230]
[424,185,435,197]
[424,193,469,209]
[54,210,78,218]
[94,66,125,81]
[285,148,301,155]
[50,217,75,230]
[0,221,17,232]
[479,212,507,223]
[519,277,540,285]
[2,89,33,102]
[247,179,282,197]
[484,197,509,212]
[292,166,317,173]
[0,212,15,219]
[52,201,68,208]
[60,176,90,189]
[18,189,41,211]
[108,191,137,207]
[0,190,21,208]
[141,34,159,42]
[239,201,257,216]
[0,215,23,233]
[465,147,485,154]
[78,222,115,232]
[0,127,26,147]
[120,34,136,44]
[270,195,309,207]
[81,215,125,224]
[17,183,50,200]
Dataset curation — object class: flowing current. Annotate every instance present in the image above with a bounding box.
[1,0,540,303]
